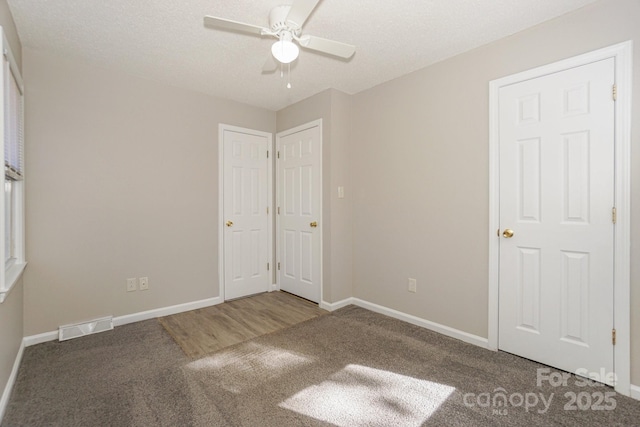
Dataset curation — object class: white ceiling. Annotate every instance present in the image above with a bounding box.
[8,0,598,111]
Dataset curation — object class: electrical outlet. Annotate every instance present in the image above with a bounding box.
[408,278,417,293]
[139,277,149,291]
[126,278,137,292]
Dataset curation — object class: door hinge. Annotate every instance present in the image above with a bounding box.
[612,329,616,345]
[612,84,617,101]
[277,151,280,159]
[266,206,269,215]
[612,207,617,224]
[277,207,280,215]
[277,262,281,270]
[267,150,269,159]
[267,262,270,271]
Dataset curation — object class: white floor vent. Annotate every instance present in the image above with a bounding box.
[58,316,114,341]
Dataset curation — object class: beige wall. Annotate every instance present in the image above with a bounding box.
[276,89,353,303]
[350,0,640,385]
[23,48,275,335]
[328,91,353,302]
[0,278,22,409]
[0,0,21,412]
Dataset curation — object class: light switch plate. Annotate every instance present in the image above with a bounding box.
[408,278,417,293]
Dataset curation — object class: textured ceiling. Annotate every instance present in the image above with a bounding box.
[8,0,598,111]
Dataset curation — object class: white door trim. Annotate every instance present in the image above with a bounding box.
[218,124,273,301]
[488,41,633,396]
[275,119,323,302]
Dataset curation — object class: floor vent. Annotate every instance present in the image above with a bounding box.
[58,316,114,341]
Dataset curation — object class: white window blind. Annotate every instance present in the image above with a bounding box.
[4,61,23,181]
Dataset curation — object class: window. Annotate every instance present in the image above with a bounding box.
[5,180,13,264]
[0,30,25,303]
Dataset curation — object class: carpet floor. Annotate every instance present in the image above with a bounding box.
[2,306,640,426]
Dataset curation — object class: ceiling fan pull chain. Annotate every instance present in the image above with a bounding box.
[287,63,292,89]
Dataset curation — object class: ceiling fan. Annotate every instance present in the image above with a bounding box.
[203,0,356,73]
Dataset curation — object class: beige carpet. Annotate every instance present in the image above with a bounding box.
[3,305,640,426]
[158,291,327,358]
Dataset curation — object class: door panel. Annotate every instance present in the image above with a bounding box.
[223,129,271,300]
[498,58,615,382]
[277,123,321,302]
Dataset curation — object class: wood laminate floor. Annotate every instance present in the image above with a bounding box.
[158,291,328,358]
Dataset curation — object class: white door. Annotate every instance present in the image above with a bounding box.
[498,58,615,382]
[223,128,271,300]
[276,122,321,302]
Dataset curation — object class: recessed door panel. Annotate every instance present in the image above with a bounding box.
[563,132,590,224]
[517,138,541,223]
[560,251,590,346]
[300,231,313,284]
[516,247,541,333]
[284,229,296,279]
[284,167,297,215]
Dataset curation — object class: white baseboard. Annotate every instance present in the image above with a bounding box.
[319,297,488,349]
[0,339,25,424]
[320,297,355,311]
[24,296,223,347]
[270,283,279,292]
[630,384,640,401]
[351,298,489,349]
[23,330,58,347]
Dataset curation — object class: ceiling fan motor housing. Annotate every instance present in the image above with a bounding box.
[269,5,301,36]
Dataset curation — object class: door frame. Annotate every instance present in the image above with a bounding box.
[218,124,273,301]
[275,119,323,302]
[487,41,633,395]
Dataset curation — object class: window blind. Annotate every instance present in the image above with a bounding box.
[4,59,23,181]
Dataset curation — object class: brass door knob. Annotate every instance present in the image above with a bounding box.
[310,221,318,228]
[502,229,514,238]
[226,221,233,227]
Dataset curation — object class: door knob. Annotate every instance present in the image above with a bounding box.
[502,229,514,238]
[310,221,318,228]
[226,221,233,227]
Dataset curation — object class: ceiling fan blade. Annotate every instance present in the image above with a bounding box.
[285,0,321,27]
[298,35,355,59]
[262,55,278,73]
[203,16,266,36]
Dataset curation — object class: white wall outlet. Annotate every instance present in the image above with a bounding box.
[139,277,149,291]
[126,278,137,292]
[337,186,345,199]
[408,278,417,293]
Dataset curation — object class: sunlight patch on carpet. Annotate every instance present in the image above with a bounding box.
[279,364,455,426]
[185,342,313,394]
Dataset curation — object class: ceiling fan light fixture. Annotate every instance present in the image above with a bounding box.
[271,33,299,64]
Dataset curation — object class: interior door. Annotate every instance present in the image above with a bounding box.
[498,58,615,383]
[277,122,321,303]
[223,128,271,300]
